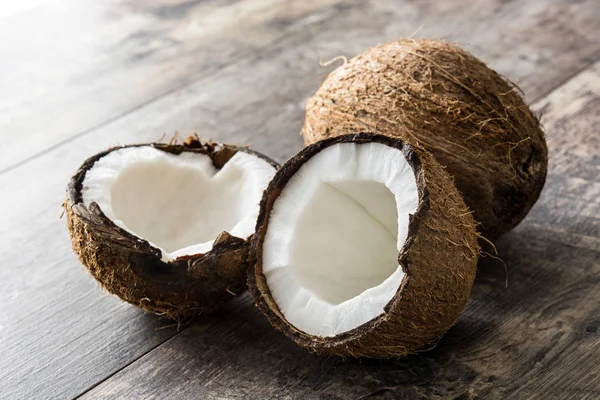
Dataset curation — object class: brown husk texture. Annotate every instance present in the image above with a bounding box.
[66,139,278,320]
[249,133,480,358]
[302,39,547,240]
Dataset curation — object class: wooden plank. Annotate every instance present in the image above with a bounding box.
[0,1,347,399]
[0,0,343,172]
[1,0,599,398]
[79,60,600,399]
[76,232,599,400]
[527,62,600,237]
[1,0,600,174]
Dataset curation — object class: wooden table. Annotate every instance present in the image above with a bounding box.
[1,1,598,398]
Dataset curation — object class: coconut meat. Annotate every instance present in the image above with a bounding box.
[262,142,419,337]
[81,146,276,261]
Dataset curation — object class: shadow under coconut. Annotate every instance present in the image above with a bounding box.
[469,224,573,316]
[166,296,451,399]
[168,294,495,399]
[133,224,587,399]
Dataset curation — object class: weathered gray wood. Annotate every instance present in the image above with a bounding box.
[2,0,600,174]
[0,1,345,399]
[79,60,600,399]
[528,62,600,237]
[0,0,343,172]
[1,0,599,399]
[76,233,599,400]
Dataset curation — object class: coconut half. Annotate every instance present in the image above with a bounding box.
[302,39,548,241]
[66,137,278,319]
[249,133,479,358]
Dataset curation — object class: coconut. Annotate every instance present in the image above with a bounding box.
[249,133,479,358]
[302,39,547,241]
[65,135,278,320]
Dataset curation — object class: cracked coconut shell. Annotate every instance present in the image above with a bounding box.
[302,39,548,241]
[65,138,278,320]
[249,133,480,358]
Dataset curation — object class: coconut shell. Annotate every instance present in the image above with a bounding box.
[249,133,480,358]
[302,39,547,241]
[65,138,279,320]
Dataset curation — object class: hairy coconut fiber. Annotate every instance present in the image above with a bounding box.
[65,137,279,320]
[249,133,480,358]
[302,39,548,241]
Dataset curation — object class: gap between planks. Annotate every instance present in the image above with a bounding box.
[72,329,184,400]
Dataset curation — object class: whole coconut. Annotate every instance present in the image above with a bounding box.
[302,39,547,240]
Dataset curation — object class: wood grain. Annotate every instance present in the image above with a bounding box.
[528,61,600,238]
[0,1,345,399]
[79,60,600,400]
[77,232,599,400]
[0,0,343,173]
[1,0,599,399]
[2,0,600,174]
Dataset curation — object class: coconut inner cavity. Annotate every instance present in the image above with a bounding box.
[82,146,276,261]
[262,142,419,337]
[290,180,399,305]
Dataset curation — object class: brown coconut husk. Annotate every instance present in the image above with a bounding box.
[65,137,279,320]
[249,133,480,358]
[302,39,547,241]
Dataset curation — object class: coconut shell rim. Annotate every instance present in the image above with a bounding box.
[66,139,280,285]
[248,132,432,348]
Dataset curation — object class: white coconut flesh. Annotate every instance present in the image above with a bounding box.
[81,146,276,262]
[263,142,419,337]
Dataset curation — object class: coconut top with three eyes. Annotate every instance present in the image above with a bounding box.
[65,136,278,319]
[249,133,479,358]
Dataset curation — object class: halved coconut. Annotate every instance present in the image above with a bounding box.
[65,136,278,319]
[249,133,479,358]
